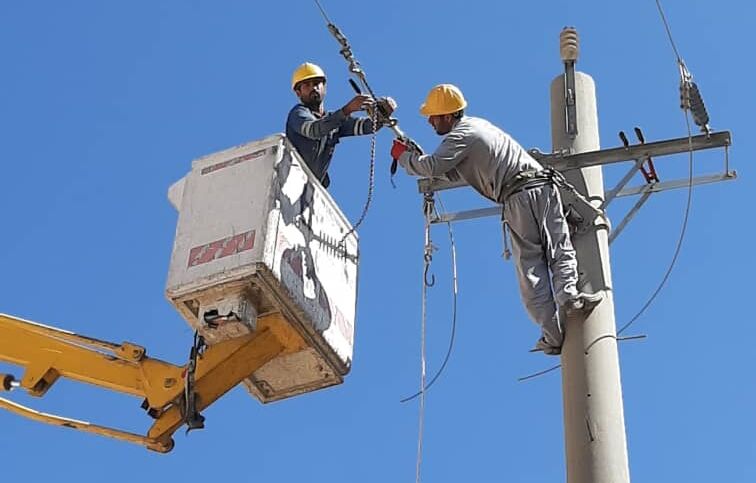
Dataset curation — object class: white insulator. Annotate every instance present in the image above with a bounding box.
[560,27,579,62]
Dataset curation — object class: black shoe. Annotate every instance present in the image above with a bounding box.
[531,336,562,356]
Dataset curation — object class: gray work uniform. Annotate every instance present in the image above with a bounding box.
[396,116,579,346]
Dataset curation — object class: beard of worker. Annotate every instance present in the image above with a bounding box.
[429,111,463,135]
[295,78,326,112]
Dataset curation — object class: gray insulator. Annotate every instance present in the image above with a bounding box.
[688,82,710,128]
[560,27,579,62]
[679,83,691,110]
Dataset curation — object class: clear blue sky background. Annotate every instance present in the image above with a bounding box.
[1,1,752,481]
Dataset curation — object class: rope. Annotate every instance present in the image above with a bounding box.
[414,193,436,483]
[401,195,458,403]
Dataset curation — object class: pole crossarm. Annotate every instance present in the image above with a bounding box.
[430,171,737,225]
[0,312,306,453]
[417,131,732,194]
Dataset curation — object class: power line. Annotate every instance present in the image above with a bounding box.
[517,0,701,381]
[655,0,684,63]
[618,0,698,334]
[618,112,695,335]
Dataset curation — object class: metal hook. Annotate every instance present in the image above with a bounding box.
[424,263,435,287]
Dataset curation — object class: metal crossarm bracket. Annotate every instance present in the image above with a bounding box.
[609,191,654,244]
[603,158,647,209]
[422,130,736,242]
[418,131,731,194]
[431,171,736,226]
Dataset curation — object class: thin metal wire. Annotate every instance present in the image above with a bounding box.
[655,0,683,63]
[517,363,561,383]
[401,195,458,403]
[618,1,697,334]
[313,0,332,23]
[618,111,694,335]
[518,2,699,381]
[518,113,694,381]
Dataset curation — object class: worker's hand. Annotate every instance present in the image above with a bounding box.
[377,96,397,116]
[341,94,374,116]
[391,139,409,161]
[375,97,397,127]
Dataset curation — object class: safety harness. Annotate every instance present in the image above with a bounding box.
[498,167,607,260]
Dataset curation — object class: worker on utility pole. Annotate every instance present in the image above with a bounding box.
[390,84,602,355]
[286,62,396,188]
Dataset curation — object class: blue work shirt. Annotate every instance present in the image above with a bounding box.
[286,103,376,188]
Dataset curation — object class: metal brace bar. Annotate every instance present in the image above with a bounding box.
[432,206,502,224]
[613,171,736,197]
[603,158,646,209]
[418,131,731,194]
[564,61,578,138]
[430,171,737,225]
[609,191,653,244]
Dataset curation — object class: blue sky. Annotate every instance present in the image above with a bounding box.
[0,1,752,481]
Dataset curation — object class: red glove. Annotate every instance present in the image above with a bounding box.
[391,139,408,161]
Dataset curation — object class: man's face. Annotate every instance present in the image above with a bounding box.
[295,78,326,109]
[428,114,455,135]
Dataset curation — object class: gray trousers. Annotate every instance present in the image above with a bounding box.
[503,183,579,346]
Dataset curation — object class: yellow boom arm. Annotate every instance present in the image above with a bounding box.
[0,312,306,452]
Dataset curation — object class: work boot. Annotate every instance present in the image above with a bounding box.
[531,318,563,356]
[566,291,603,316]
[532,336,562,356]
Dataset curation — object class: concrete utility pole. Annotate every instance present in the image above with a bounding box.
[552,28,630,483]
[417,26,733,483]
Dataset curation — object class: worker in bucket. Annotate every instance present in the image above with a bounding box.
[286,62,396,188]
[390,84,602,355]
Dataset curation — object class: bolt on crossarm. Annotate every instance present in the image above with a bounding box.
[0,312,306,453]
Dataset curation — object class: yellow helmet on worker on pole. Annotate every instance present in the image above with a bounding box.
[419,84,468,116]
[291,62,326,90]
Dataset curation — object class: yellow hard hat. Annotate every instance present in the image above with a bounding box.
[419,84,468,116]
[291,62,326,90]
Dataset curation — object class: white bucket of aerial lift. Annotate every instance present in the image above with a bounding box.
[166,134,358,403]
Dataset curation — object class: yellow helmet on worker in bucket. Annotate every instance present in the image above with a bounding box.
[419,84,468,116]
[291,62,326,90]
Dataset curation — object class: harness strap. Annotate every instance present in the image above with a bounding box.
[499,168,605,220]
